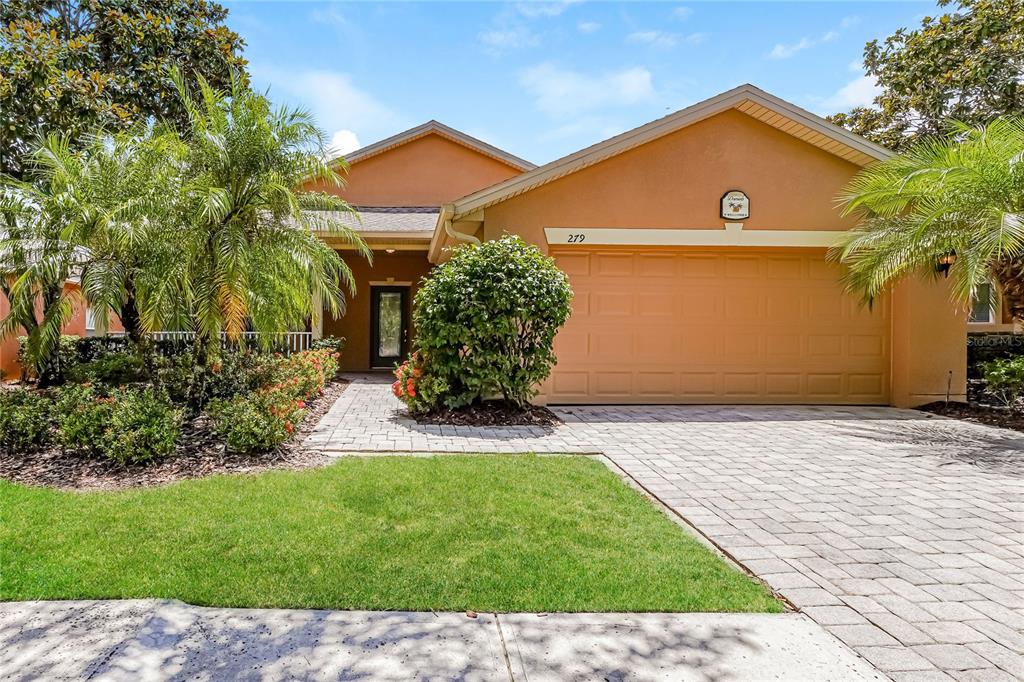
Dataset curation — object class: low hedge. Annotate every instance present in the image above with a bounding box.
[0,389,54,451]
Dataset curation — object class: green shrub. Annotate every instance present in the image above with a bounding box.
[153,350,276,409]
[409,235,573,410]
[0,389,54,450]
[102,388,182,464]
[54,384,114,452]
[55,385,181,462]
[391,353,448,413]
[209,388,305,453]
[310,336,346,353]
[982,356,1024,407]
[268,349,340,401]
[17,335,80,380]
[66,352,147,386]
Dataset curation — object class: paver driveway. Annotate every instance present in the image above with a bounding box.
[309,376,1024,682]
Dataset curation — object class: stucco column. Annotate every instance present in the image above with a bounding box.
[312,291,324,340]
[890,275,967,407]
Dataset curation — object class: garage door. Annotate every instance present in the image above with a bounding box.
[548,248,890,404]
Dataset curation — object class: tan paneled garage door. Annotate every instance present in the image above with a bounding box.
[548,248,890,404]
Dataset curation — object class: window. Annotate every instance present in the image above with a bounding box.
[969,282,995,324]
[85,306,96,331]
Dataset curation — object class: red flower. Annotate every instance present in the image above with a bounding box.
[285,421,294,433]
[297,400,306,408]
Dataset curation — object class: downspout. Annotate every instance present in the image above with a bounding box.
[444,218,480,246]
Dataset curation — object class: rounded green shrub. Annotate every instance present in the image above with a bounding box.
[55,385,181,463]
[208,388,305,453]
[0,389,54,450]
[410,235,573,409]
[55,384,114,452]
[982,356,1024,407]
[103,388,182,464]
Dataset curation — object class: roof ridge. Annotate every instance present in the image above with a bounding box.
[339,121,536,172]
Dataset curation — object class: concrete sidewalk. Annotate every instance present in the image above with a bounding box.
[0,599,883,681]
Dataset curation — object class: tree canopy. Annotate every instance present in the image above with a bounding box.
[828,0,1024,150]
[0,0,247,177]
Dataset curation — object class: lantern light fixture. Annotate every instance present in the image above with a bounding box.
[936,251,957,277]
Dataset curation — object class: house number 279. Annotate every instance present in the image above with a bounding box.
[567,233,586,243]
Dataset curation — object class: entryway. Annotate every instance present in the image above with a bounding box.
[369,285,409,369]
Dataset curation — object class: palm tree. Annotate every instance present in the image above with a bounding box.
[1,127,186,382]
[835,118,1024,318]
[172,70,369,361]
[0,136,84,385]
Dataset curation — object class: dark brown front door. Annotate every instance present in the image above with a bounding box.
[370,286,409,368]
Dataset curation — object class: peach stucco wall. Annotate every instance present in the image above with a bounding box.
[309,133,524,207]
[477,109,966,407]
[481,109,863,246]
[1,282,89,380]
[891,275,968,406]
[323,250,434,371]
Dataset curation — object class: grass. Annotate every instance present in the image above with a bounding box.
[0,455,782,613]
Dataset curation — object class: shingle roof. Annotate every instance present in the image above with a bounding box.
[308,206,438,234]
[353,206,438,233]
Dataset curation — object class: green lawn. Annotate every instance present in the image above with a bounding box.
[0,455,781,613]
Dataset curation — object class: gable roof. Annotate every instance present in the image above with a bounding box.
[443,84,891,223]
[339,120,536,172]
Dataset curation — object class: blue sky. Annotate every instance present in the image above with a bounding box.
[225,1,935,164]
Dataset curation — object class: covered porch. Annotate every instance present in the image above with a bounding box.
[317,206,435,372]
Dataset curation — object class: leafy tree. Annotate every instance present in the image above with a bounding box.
[173,70,369,365]
[834,118,1024,319]
[828,0,1024,150]
[410,235,573,409]
[0,0,247,178]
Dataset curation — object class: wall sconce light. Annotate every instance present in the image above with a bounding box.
[936,251,957,277]
[385,248,396,254]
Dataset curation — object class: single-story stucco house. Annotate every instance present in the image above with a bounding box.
[306,84,984,408]
[3,85,1001,404]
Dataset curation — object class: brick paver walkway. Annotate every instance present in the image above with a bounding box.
[309,376,1024,681]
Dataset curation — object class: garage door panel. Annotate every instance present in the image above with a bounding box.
[549,249,889,404]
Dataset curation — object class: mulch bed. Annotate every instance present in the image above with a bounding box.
[412,400,561,427]
[0,378,349,492]
[917,400,1024,433]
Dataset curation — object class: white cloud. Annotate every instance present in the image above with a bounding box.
[479,26,540,52]
[672,6,693,20]
[516,0,582,19]
[768,16,857,60]
[520,63,655,118]
[626,29,706,49]
[328,129,361,157]
[627,30,678,49]
[252,66,403,147]
[577,20,601,34]
[822,75,882,110]
[309,4,348,29]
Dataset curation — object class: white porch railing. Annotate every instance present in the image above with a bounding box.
[103,331,313,354]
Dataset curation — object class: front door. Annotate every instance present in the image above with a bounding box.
[370,286,409,368]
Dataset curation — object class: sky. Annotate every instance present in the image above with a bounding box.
[224,0,937,165]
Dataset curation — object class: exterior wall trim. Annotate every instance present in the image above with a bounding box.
[544,226,846,248]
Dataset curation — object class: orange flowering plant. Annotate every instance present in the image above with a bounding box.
[391,352,447,413]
